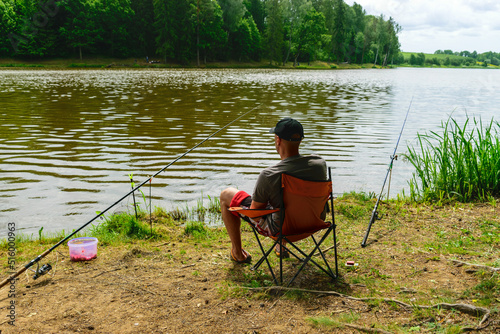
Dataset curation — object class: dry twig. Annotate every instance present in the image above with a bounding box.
[344,323,393,334]
[450,259,500,272]
[244,286,492,331]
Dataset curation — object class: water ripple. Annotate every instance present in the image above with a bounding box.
[1,68,499,235]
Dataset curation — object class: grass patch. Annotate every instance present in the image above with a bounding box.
[184,221,207,239]
[0,63,45,67]
[462,271,500,306]
[89,212,155,245]
[405,116,500,202]
[67,63,106,68]
[307,311,360,329]
[335,191,375,220]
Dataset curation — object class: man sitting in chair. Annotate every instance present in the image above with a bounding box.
[220,118,327,263]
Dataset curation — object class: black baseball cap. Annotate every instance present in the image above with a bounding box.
[269,118,304,142]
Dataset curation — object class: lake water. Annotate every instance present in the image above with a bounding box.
[1,68,499,236]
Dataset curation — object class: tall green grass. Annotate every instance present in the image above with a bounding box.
[89,213,155,244]
[405,116,500,202]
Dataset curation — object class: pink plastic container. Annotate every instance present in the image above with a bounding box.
[68,237,98,261]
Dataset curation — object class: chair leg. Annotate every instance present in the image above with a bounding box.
[311,234,336,279]
[250,227,278,285]
[250,226,338,286]
[285,228,337,286]
[332,222,339,277]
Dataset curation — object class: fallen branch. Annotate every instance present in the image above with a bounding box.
[450,259,500,272]
[181,264,196,269]
[313,243,339,257]
[244,286,491,331]
[92,268,121,278]
[344,323,393,334]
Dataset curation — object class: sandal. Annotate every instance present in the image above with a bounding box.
[275,245,290,258]
[231,249,252,264]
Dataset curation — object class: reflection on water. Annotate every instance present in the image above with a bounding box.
[0,68,499,235]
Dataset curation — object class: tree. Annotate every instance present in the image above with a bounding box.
[264,0,283,65]
[231,15,262,62]
[362,15,377,64]
[218,0,246,33]
[353,31,364,63]
[383,16,401,66]
[281,0,312,66]
[293,8,326,65]
[243,0,265,33]
[59,0,100,59]
[130,0,156,58]
[8,0,59,58]
[95,0,134,57]
[409,53,416,65]
[219,0,247,58]
[154,0,195,63]
[154,0,176,61]
[331,0,346,62]
[196,0,225,65]
[247,15,261,60]
[317,0,334,59]
[349,2,365,63]
[416,52,425,65]
[0,0,18,56]
[373,15,387,65]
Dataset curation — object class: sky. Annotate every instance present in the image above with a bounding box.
[345,0,500,54]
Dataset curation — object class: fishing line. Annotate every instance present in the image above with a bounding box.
[361,98,413,248]
[0,103,263,289]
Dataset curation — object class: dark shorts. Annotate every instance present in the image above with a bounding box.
[229,190,278,236]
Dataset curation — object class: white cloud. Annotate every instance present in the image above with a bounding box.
[345,0,500,53]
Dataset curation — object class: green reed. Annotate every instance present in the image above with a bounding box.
[405,116,500,202]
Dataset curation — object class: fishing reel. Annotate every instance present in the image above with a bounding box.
[31,263,52,280]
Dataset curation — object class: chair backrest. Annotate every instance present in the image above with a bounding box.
[279,173,332,241]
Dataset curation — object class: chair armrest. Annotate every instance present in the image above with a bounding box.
[228,207,279,219]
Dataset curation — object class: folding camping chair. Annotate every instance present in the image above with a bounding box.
[229,167,338,286]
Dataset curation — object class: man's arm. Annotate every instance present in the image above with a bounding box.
[250,200,267,210]
[249,200,267,222]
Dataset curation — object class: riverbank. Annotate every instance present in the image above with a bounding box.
[1,195,498,333]
[1,57,497,70]
[0,57,379,69]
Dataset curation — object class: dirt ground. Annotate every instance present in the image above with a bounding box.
[0,200,499,333]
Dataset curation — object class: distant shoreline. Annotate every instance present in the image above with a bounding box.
[0,58,379,70]
[1,57,497,70]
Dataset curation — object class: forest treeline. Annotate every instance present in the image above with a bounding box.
[0,0,402,66]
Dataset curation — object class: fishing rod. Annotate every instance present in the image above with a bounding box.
[0,103,262,289]
[361,98,413,248]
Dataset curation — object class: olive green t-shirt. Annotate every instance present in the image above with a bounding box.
[252,154,327,210]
